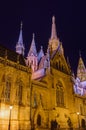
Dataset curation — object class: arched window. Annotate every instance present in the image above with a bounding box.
[56,81,64,107]
[37,114,41,126]
[16,80,23,104]
[5,77,11,102]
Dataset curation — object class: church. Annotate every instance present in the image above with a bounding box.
[0,16,86,130]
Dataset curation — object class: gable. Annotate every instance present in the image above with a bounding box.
[51,52,71,75]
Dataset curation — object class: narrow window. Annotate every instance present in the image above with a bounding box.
[5,80,11,102]
[56,81,64,107]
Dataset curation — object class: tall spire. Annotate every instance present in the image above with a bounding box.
[49,16,60,53]
[18,21,23,45]
[50,16,57,39]
[77,52,86,81]
[16,22,25,56]
[28,33,37,56]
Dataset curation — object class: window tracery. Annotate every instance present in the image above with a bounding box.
[1,76,12,102]
[56,81,64,107]
[15,80,23,104]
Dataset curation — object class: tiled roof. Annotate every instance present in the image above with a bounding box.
[0,44,26,66]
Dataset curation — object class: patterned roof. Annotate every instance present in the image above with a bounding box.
[0,44,26,66]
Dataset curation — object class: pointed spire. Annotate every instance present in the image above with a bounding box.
[50,16,57,39]
[38,46,44,61]
[28,33,37,56]
[16,22,25,56]
[18,21,23,45]
[77,52,86,81]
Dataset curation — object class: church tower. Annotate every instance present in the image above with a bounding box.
[26,33,38,72]
[49,16,64,55]
[16,22,25,56]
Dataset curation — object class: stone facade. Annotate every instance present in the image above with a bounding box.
[0,47,31,130]
[0,16,86,130]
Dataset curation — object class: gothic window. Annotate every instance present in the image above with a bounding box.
[56,81,64,107]
[16,81,23,104]
[37,114,41,126]
[5,79,11,102]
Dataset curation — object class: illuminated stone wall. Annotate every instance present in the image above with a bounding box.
[0,16,86,130]
[0,54,31,130]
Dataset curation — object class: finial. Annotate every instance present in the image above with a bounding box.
[20,21,23,29]
[52,16,55,23]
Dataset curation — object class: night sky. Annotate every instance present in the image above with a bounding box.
[0,0,86,74]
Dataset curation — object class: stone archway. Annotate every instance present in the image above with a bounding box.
[33,108,47,129]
